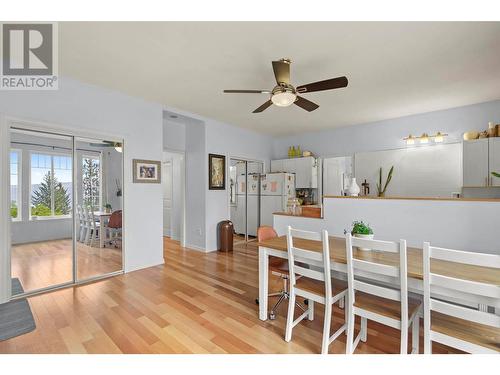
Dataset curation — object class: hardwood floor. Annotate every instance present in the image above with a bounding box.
[11,239,122,293]
[0,238,458,353]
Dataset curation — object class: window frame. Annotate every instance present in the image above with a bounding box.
[29,150,73,221]
[9,149,22,222]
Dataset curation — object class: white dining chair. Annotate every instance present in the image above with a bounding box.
[345,233,421,354]
[83,206,100,247]
[423,242,500,354]
[77,205,85,242]
[284,226,348,354]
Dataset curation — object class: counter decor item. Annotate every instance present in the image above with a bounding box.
[350,220,374,251]
[208,154,226,190]
[463,131,479,141]
[302,150,312,157]
[347,177,360,196]
[479,130,488,139]
[376,165,394,197]
[488,122,496,138]
[287,197,302,216]
[104,203,112,213]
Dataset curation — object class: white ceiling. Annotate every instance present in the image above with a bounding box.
[59,22,500,136]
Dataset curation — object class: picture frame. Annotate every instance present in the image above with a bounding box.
[208,153,226,190]
[132,159,161,183]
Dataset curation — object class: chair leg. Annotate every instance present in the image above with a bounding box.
[400,323,408,354]
[338,296,345,309]
[360,317,367,342]
[269,293,287,320]
[284,291,296,342]
[307,300,315,321]
[346,309,355,354]
[321,302,332,354]
[412,316,420,354]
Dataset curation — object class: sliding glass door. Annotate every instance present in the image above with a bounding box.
[10,128,74,295]
[75,137,123,281]
[9,126,123,297]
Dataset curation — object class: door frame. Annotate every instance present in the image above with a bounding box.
[0,115,126,302]
[163,149,186,247]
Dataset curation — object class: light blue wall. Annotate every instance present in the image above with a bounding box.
[273,100,500,159]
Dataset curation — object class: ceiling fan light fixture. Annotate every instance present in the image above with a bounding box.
[271,91,297,107]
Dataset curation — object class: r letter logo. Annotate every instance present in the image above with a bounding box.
[1,22,58,90]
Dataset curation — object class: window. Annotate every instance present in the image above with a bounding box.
[30,152,72,218]
[10,150,21,220]
[82,156,101,210]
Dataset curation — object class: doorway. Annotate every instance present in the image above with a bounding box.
[229,158,264,244]
[7,123,124,297]
[162,150,185,246]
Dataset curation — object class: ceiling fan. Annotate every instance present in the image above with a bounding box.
[89,140,123,153]
[223,58,348,113]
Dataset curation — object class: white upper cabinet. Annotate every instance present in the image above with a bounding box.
[489,138,500,186]
[463,138,496,187]
[270,156,317,188]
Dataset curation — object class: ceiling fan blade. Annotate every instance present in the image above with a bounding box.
[294,96,319,112]
[296,76,348,94]
[252,100,273,113]
[224,89,271,94]
[272,60,290,84]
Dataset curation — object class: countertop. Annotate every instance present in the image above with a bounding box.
[323,195,500,202]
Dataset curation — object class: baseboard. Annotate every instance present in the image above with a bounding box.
[184,243,207,252]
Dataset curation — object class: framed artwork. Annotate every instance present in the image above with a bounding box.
[208,153,226,190]
[132,159,161,183]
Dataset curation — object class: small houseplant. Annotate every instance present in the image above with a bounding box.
[351,220,374,251]
[104,203,112,213]
[492,172,500,179]
[376,166,394,197]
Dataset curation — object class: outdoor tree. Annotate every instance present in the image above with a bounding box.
[31,171,71,215]
[82,158,100,208]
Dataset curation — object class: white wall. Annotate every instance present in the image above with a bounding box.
[274,197,500,254]
[0,77,164,282]
[205,118,273,251]
[273,99,500,159]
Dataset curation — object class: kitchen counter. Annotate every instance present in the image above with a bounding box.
[274,205,323,219]
[323,195,500,202]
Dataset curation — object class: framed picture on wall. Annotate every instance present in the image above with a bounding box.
[208,153,226,190]
[132,159,161,183]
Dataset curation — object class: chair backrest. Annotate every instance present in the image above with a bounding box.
[257,226,277,242]
[345,233,408,323]
[108,210,122,229]
[83,206,95,228]
[77,205,83,221]
[286,226,332,298]
[423,242,500,332]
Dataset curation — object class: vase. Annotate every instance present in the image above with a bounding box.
[353,233,374,251]
[347,178,360,196]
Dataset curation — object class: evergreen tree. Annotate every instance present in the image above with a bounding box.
[82,158,100,209]
[31,171,71,215]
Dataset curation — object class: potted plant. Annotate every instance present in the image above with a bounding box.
[351,220,374,251]
[492,172,500,179]
[376,166,394,197]
[104,203,112,213]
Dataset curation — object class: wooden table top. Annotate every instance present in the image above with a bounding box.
[258,236,500,286]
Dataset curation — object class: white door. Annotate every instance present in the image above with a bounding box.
[162,161,173,237]
[463,139,489,187]
[489,138,500,186]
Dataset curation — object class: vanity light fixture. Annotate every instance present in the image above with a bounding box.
[419,133,429,144]
[403,132,448,145]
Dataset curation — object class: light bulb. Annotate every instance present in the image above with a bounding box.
[434,132,444,143]
[420,133,429,144]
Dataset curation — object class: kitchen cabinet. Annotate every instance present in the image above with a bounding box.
[463,138,500,187]
[490,138,500,186]
[270,156,317,188]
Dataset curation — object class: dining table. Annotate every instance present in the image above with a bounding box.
[93,211,112,248]
[257,235,500,321]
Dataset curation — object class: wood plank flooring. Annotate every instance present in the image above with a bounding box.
[11,239,122,292]
[0,238,458,354]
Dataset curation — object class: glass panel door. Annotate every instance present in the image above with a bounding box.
[246,161,263,242]
[10,128,74,295]
[75,137,123,281]
[229,158,247,245]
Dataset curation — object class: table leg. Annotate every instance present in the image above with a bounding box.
[258,246,269,321]
[99,217,105,248]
